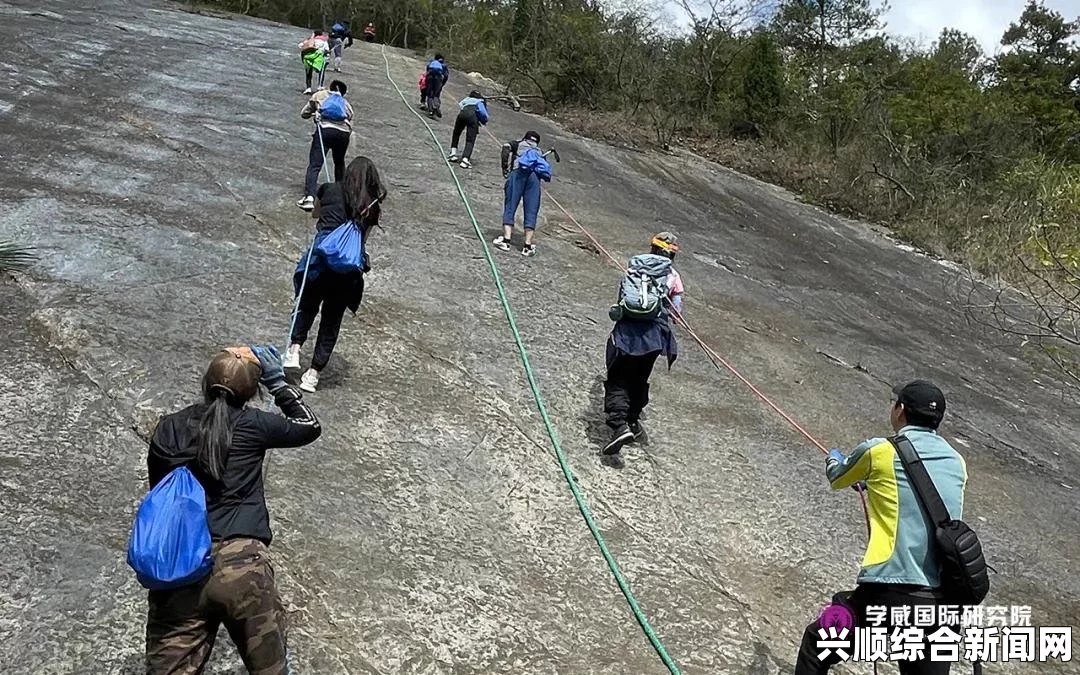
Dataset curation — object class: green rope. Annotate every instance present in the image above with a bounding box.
[381,46,682,675]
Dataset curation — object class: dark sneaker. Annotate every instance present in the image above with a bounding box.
[628,421,646,443]
[602,425,634,455]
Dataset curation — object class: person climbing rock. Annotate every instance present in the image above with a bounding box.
[447,90,489,169]
[363,23,376,43]
[793,380,967,675]
[329,21,353,72]
[418,71,428,109]
[298,29,330,94]
[144,346,321,673]
[285,156,387,393]
[423,54,449,119]
[602,232,683,456]
[494,131,552,257]
[297,80,354,211]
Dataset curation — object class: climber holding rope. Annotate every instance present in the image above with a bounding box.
[297,80,354,211]
[284,156,387,392]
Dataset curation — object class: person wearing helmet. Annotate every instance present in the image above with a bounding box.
[601,232,684,458]
[494,130,551,257]
[363,23,376,43]
[448,90,489,169]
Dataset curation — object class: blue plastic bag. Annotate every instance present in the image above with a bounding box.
[127,466,213,591]
[319,92,348,121]
[315,220,365,274]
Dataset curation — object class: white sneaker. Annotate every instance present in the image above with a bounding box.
[302,87,313,95]
[459,158,472,169]
[448,149,460,162]
[299,368,319,393]
[297,195,314,211]
[521,244,536,257]
[492,235,511,251]
[283,344,301,369]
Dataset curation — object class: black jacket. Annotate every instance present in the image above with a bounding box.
[147,384,321,545]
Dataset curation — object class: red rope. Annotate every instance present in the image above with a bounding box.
[484,128,872,533]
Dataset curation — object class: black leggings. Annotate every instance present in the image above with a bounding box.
[291,274,363,371]
[451,110,479,159]
[304,64,325,90]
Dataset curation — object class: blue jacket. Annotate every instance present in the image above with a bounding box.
[828,426,967,587]
[426,59,449,82]
[458,97,489,124]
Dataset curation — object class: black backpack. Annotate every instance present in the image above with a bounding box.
[889,435,990,606]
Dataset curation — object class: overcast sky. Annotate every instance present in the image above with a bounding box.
[651,0,1080,54]
[883,0,1078,54]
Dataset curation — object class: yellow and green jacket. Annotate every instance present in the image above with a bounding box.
[828,425,967,587]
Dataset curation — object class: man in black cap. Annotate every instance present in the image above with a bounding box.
[793,380,968,675]
[495,130,550,257]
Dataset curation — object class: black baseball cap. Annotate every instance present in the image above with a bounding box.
[523,130,541,143]
[892,380,946,427]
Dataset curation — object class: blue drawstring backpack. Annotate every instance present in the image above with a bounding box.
[315,220,365,274]
[127,466,213,591]
[319,92,348,122]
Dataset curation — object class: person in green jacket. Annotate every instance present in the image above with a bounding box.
[298,30,330,94]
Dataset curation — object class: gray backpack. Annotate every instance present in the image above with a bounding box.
[615,254,671,321]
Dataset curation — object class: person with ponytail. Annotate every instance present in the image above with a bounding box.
[144,345,320,673]
[284,155,387,392]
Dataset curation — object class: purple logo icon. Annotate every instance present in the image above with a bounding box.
[818,603,855,631]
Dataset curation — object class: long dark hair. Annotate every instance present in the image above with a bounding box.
[197,350,260,481]
[342,155,387,237]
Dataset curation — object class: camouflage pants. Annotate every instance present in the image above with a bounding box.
[146,538,288,675]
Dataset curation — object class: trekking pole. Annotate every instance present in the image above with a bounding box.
[314,117,334,184]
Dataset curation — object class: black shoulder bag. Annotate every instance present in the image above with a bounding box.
[889,435,990,606]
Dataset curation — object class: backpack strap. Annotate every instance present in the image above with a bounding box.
[888,434,953,527]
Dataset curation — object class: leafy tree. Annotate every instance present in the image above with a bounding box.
[739,31,785,127]
[992,0,1080,154]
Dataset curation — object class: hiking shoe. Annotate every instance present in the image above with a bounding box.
[297,195,314,211]
[521,244,536,257]
[283,344,301,370]
[603,425,634,455]
[459,158,472,169]
[493,235,512,251]
[435,109,443,119]
[629,421,646,443]
[299,368,319,393]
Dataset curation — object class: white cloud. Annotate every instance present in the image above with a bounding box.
[880,0,1076,54]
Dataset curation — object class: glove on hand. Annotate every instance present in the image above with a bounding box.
[826,448,845,473]
[250,344,287,391]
